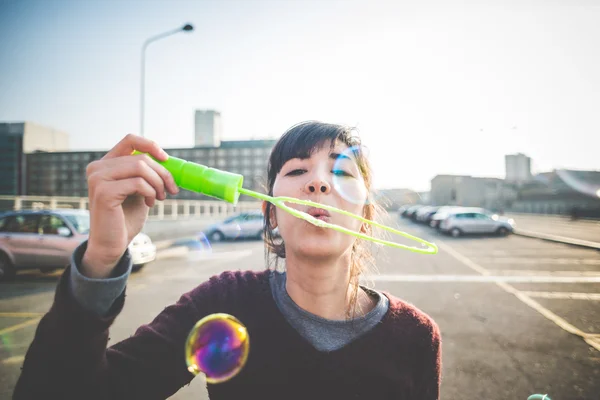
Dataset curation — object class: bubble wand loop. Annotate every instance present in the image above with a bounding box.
[238,188,437,254]
[133,151,438,255]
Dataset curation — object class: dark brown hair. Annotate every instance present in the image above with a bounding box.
[262,121,385,319]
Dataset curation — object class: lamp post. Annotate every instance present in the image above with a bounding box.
[140,23,194,137]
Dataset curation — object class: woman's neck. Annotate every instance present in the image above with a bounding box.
[284,251,375,320]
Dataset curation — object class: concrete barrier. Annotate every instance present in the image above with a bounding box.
[142,217,222,242]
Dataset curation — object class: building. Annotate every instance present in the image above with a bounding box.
[511,169,600,216]
[0,122,69,195]
[25,139,277,200]
[373,188,427,210]
[430,174,517,211]
[194,110,222,147]
[430,175,468,206]
[505,153,532,184]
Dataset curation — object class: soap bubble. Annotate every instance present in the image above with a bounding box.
[332,145,369,206]
[185,313,250,384]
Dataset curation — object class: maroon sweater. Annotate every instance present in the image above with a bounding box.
[13,267,442,400]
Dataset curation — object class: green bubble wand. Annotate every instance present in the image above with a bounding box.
[134,152,438,255]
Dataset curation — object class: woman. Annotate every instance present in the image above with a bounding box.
[14,121,441,400]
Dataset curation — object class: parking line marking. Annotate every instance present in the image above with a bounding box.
[520,292,600,301]
[0,312,44,318]
[486,270,600,277]
[0,318,41,336]
[435,239,600,352]
[471,258,600,265]
[1,355,25,365]
[367,275,600,283]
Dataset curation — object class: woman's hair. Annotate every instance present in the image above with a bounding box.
[262,121,386,319]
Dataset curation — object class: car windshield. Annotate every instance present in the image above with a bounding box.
[63,213,90,234]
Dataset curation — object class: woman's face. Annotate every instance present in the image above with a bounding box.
[271,141,369,260]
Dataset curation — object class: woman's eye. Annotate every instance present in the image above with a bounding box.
[332,169,352,177]
[286,169,306,176]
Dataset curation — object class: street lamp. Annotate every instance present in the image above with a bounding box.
[140,23,194,137]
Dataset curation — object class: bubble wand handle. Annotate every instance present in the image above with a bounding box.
[133,151,438,254]
[133,150,244,204]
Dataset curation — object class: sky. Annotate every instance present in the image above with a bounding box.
[1,0,598,191]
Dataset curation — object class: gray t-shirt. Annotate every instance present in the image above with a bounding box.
[269,270,389,351]
[70,241,389,351]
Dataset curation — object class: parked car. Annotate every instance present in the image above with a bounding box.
[0,209,156,281]
[429,206,464,229]
[403,205,425,220]
[439,209,515,237]
[204,211,267,242]
[416,206,441,223]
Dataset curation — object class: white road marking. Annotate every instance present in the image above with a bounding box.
[486,270,600,276]
[471,258,600,265]
[519,292,600,301]
[1,355,25,365]
[435,239,600,352]
[366,274,600,283]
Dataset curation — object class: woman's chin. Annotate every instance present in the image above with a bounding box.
[292,235,347,259]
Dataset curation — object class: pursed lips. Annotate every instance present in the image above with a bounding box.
[306,207,331,222]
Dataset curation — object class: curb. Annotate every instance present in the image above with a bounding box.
[514,229,600,250]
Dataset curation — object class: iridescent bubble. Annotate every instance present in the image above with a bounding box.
[185,313,250,384]
[332,145,369,206]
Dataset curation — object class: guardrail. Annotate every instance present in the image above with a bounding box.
[0,195,261,220]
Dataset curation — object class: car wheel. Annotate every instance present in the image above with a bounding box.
[497,227,509,236]
[0,252,16,282]
[450,228,462,238]
[210,231,225,242]
[132,264,145,272]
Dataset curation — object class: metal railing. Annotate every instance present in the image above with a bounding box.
[0,195,261,220]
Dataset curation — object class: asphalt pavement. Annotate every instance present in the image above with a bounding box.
[1,216,599,399]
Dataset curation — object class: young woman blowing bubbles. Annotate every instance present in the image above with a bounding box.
[14,121,441,400]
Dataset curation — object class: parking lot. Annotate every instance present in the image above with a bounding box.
[1,214,599,399]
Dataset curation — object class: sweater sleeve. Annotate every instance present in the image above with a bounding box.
[13,260,221,400]
[69,240,133,316]
[413,317,442,400]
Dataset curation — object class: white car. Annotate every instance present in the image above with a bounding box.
[439,209,515,237]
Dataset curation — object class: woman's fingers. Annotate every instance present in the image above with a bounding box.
[87,153,179,197]
[102,133,168,161]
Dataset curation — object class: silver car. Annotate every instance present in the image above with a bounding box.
[439,208,515,237]
[0,209,156,281]
[204,211,267,242]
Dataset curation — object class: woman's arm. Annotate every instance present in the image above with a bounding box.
[13,261,213,399]
[413,319,442,400]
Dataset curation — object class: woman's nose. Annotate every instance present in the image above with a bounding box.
[304,178,331,194]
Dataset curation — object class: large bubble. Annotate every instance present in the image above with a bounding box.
[185,313,250,384]
[332,145,369,206]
